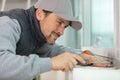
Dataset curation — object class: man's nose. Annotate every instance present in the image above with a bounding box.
[57,25,65,35]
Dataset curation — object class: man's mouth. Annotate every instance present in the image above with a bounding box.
[52,32,60,40]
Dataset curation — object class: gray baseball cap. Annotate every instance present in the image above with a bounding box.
[34,0,82,30]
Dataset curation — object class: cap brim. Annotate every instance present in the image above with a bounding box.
[55,13,82,30]
[70,20,82,30]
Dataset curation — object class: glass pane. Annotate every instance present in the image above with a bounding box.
[91,0,114,48]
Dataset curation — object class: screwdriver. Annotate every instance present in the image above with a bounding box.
[77,50,113,66]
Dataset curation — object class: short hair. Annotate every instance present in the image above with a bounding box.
[43,10,52,16]
[35,7,52,16]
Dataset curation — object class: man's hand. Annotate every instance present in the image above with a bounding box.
[51,52,86,72]
[80,53,112,67]
[51,52,112,72]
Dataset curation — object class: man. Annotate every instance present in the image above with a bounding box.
[0,0,111,80]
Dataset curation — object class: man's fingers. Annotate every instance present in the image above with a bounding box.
[62,64,69,72]
[69,59,77,70]
[68,62,74,71]
[72,54,86,64]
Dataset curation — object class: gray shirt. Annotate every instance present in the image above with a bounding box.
[0,16,81,80]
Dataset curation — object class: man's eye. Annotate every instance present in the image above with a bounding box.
[57,21,62,25]
[65,25,69,28]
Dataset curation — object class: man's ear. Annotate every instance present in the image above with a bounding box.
[36,8,45,21]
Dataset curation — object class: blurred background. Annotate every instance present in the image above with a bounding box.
[57,0,114,48]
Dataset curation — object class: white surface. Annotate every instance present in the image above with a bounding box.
[73,66,120,80]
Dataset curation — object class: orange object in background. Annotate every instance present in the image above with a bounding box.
[83,50,92,55]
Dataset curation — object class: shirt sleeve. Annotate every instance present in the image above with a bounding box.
[0,16,52,80]
[37,43,82,57]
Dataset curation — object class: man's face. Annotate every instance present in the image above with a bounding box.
[36,9,70,45]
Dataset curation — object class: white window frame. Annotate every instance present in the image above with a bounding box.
[80,0,92,47]
[80,0,115,48]
[114,0,120,56]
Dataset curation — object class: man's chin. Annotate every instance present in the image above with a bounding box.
[47,41,55,45]
[48,43,55,45]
